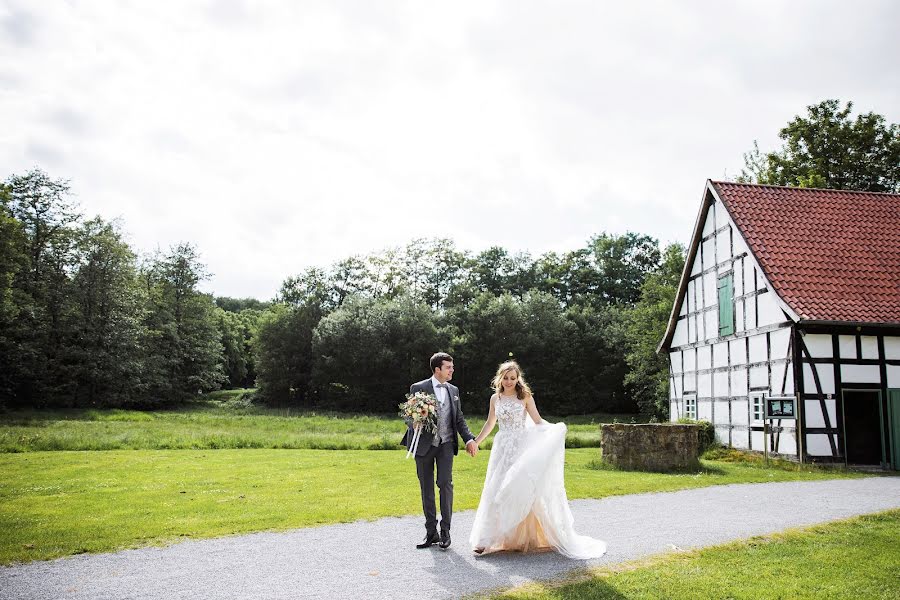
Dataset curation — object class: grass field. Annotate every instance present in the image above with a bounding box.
[0,446,866,565]
[0,391,629,452]
[482,510,900,599]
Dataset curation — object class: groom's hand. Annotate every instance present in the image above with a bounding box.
[466,440,478,457]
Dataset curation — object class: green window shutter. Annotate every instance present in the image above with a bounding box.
[718,274,734,336]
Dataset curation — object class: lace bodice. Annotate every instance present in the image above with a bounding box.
[495,395,527,431]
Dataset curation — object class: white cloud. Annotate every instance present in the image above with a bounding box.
[1,0,898,299]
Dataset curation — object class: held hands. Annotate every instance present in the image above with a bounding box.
[466,440,479,457]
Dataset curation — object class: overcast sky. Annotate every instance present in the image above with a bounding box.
[2,1,898,300]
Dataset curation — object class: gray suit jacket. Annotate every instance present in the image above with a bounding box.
[400,378,475,456]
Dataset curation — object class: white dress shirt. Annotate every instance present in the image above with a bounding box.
[430,376,449,406]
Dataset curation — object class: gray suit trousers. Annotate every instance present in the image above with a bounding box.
[415,440,454,536]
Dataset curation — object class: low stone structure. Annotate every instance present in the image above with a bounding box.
[600,423,700,471]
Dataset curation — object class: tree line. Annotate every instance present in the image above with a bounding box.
[0,168,682,416]
[1,99,894,417]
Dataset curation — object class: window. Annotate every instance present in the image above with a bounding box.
[718,273,734,336]
[684,395,697,420]
[751,393,764,423]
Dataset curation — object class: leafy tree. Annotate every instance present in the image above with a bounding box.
[0,186,27,404]
[589,233,661,305]
[216,307,263,389]
[311,295,447,412]
[2,169,81,405]
[69,217,147,405]
[625,243,685,418]
[253,302,323,405]
[142,244,224,404]
[215,296,271,312]
[739,99,899,192]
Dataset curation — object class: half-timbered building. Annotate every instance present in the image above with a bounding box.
[659,181,900,468]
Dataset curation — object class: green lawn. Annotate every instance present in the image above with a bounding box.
[484,510,900,599]
[0,447,866,565]
[0,399,626,452]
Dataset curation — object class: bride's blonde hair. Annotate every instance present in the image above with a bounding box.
[491,361,532,400]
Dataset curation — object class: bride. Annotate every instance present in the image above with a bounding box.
[468,361,607,559]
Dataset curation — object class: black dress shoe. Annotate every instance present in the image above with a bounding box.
[416,533,440,549]
[438,531,451,549]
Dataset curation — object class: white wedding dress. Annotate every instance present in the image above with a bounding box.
[468,395,607,558]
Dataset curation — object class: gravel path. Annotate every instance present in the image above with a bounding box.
[2,477,898,599]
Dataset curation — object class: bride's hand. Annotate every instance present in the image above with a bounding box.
[466,440,479,457]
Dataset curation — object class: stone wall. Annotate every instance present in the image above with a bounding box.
[600,424,700,471]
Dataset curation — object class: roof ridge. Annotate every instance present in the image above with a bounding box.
[710,180,900,197]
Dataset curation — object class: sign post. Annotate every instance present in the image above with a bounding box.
[764,396,797,466]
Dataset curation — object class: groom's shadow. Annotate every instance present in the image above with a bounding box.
[421,545,626,599]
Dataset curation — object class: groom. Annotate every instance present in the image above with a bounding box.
[402,352,478,550]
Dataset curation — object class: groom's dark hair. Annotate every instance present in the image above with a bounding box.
[430,352,453,372]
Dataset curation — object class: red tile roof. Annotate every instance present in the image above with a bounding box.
[711,181,900,324]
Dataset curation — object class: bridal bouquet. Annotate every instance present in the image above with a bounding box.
[399,391,438,459]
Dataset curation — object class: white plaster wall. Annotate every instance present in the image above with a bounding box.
[748,335,767,363]
[861,336,879,360]
[771,362,790,395]
[698,399,713,421]
[757,292,783,327]
[704,310,717,342]
[884,337,900,360]
[771,328,792,360]
[714,201,729,228]
[804,399,837,428]
[672,321,687,347]
[841,364,881,384]
[803,363,836,394]
[702,208,716,237]
[701,239,715,271]
[743,260,756,292]
[839,335,857,359]
[715,229,730,266]
[750,430,765,451]
[683,372,696,393]
[730,339,747,364]
[713,404,731,425]
[805,433,837,457]
[698,371,712,399]
[713,371,728,398]
[887,365,900,388]
[745,296,758,330]
[803,334,833,359]
[697,345,711,368]
[713,342,728,368]
[703,272,716,308]
[684,348,696,372]
[732,399,750,425]
[730,370,748,396]
[749,366,768,389]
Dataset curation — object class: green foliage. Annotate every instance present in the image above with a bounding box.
[739,99,899,192]
[140,243,225,404]
[676,417,717,453]
[254,302,326,406]
[1,166,684,415]
[311,295,448,411]
[214,296,272,312]
[624,243,685,418]
[215,307,263,388]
